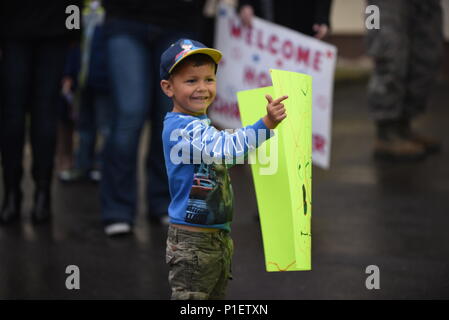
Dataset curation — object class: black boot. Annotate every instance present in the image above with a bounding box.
[0,189,22,224]
[31,188,52,224]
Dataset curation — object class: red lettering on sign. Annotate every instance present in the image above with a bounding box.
[268,35,278,54]
[257,72,271,87]
[297,47,310,66]
[229,18,242,38]
[281,40,293,60]
[313,51,323,72]
[245,26,253,46]
[244,67,256,85]
[256,29,264,50]
[228,18,331,73]
[242,66,272,88]
[313,134,326,154]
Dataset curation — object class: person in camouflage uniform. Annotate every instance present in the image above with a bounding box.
[366,0,444,161]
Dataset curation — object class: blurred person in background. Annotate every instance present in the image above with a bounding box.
[202,0,238,47]
[201,0,331,48]
[59,0,112,184]
[100,0,205,236]
[56,43,80,181]
[0,1,82,225]
[237,0,332,40]
[366,0,444,161]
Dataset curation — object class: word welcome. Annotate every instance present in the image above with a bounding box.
[228,18,326,72]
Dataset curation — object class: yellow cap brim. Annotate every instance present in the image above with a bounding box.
[168,48,223,74]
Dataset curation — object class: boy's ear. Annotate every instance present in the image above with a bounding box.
[160,79,174,98]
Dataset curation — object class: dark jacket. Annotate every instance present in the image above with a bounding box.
[0,0,82,40]
[104,0,205,31]
[86,25,109,91]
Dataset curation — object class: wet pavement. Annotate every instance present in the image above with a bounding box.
[1,80,448,299]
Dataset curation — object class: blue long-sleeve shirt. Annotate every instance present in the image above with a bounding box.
[162,112,272,231]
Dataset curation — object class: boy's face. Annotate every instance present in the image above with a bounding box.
[161,61,217,116]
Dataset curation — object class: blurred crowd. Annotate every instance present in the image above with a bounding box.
[0,0,444,235]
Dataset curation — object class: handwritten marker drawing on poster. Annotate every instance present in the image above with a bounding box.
[238,69,312,272]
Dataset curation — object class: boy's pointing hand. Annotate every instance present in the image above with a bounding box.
[263,94,288,129]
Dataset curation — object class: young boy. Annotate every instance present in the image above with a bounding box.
[160,38,287,300]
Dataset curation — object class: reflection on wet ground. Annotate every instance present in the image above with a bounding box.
[1,81,448,299]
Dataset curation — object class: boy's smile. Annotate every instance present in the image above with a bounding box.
[163,62,217,116]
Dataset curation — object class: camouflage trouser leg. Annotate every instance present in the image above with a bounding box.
[166,225,234,300]
[366,0,443,121]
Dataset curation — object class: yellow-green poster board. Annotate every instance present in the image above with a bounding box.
[237,69,312,271]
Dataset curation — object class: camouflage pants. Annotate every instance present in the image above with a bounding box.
[366,0,444,120]
[166,225,233,300]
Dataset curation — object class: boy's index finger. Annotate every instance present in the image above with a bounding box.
[272,95,289,105]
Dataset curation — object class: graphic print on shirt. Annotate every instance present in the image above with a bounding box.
[185,163,233,225]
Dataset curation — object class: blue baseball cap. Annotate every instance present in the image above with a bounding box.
[160,39,223,80]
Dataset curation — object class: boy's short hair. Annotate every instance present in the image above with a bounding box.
[170,53,218,78]
[160,38,222,80]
